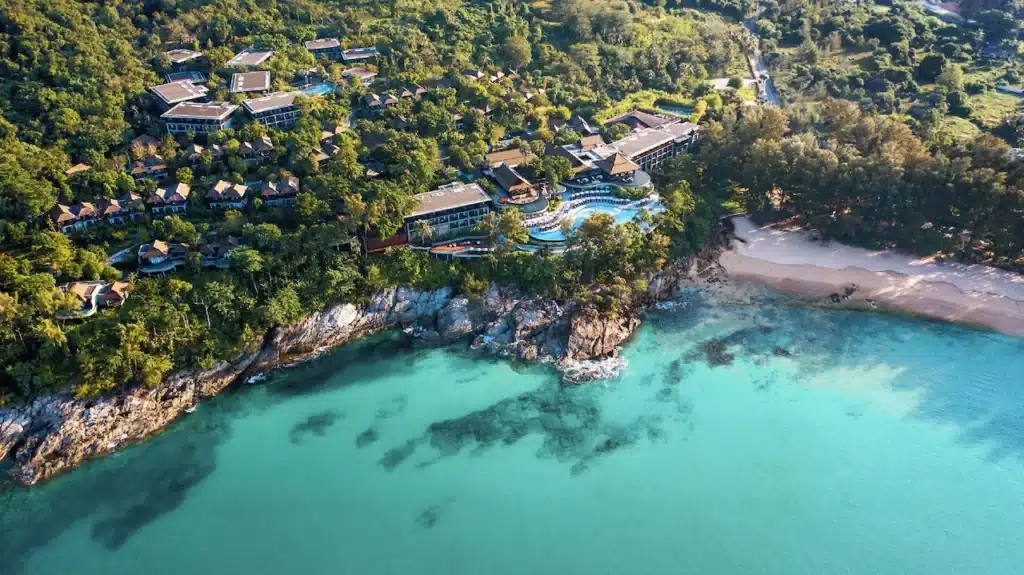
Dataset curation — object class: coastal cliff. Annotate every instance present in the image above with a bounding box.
[0,263,704,485]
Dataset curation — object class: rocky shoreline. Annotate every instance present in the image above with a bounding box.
[0,252,719,486]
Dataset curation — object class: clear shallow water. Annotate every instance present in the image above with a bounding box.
[3,292,1024,574]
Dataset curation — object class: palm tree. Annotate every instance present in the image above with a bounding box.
[414,219,434,245]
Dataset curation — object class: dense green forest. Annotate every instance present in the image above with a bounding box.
[1,0,1023,405]
[0,0,743,402]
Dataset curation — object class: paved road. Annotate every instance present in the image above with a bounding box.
[743,16,782,107]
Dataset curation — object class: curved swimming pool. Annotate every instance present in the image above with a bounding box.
[528,202,662,243]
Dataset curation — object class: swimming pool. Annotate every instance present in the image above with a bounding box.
[302,82,336,96]
[528,202,663,243]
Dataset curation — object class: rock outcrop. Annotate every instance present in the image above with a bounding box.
[0,259,707,486]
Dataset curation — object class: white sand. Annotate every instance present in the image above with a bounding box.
[719,216,1024,337]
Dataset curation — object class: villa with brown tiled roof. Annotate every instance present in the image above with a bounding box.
[491,163,538,201]
[597,153,641,177]
[128,154,168,183]
[138,240,189,274]
[51,192,145,234]
[148,183,191,215]
[56,281,132,319]
[50,202,99,234]
[313,143,340,168]
[485,148,533,169]
[240,136,275,164]
[320,122,345,142]
[206,180,249,209]
[185,143,224,167]
[260,176,300,206]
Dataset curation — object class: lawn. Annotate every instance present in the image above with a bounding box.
[970,90,1022,128]
[936,115,982,141]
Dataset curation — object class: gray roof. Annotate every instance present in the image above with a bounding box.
[165,49,202,64]
[230,71,271,93]
[305,38,341,50]
[226,49,274,67]
[149,81,208,105]
[161,102,238,121]
[409,182,490,218]
[166,71,206,83]
[609,122,699,159]
[342,47,378,62]
[242,91,300,114]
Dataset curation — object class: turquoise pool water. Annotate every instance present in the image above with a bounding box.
[3,290,1024,574]
[302,82,336,96]
[529,202,661,242]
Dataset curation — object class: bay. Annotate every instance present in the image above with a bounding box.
[3,291,1024,575]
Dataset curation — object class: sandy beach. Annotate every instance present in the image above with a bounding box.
[719,216,1024,337]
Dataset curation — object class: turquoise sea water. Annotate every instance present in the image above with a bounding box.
[3,291,1024,574]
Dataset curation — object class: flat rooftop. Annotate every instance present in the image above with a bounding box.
[610,122,699,159]
[149,81,208,105]
[305,38,341,50]
[226,49,274,67]
[161,102,238,121]
[165,49,202,64]
[230,71,271,93]
[342,47,378,62]
[166,71,206,83]
[409,182,490,217]
[242,91,300,114]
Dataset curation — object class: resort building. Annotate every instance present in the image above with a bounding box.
[342,67,378,84]
[240,136,275,164]
[485,148,533,169]
[166,71,206,84]
[363,92,399,117]
[490,163,542,204]
[147,183,191,215]
[608,122,700,171]
[185,143,224,167]
[226,49,274,67]
[242,92,301,129]
[199,236,245,269]
[399,84,427,100]
[128,154,168,183]
[165,49,202,70]
[404,182,492,243]
[260,176,300,206]
[342,47,378,63]
[320,122,345,142]
[313,142,340,169]
[138,240,189,274]
[230,71,271,94]
[50,202,99,234]
[602,109,678,131]
[57,281,131,319]
[161,102,238,134]
[206,180,249,209]
[304,38,342,59]
[149,80,209,108]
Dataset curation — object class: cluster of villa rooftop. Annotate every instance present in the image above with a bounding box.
[52,33,704,285]
[151,42,378,134]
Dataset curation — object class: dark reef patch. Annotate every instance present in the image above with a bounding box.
[356,428,379,448]
[289,410,344,444]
